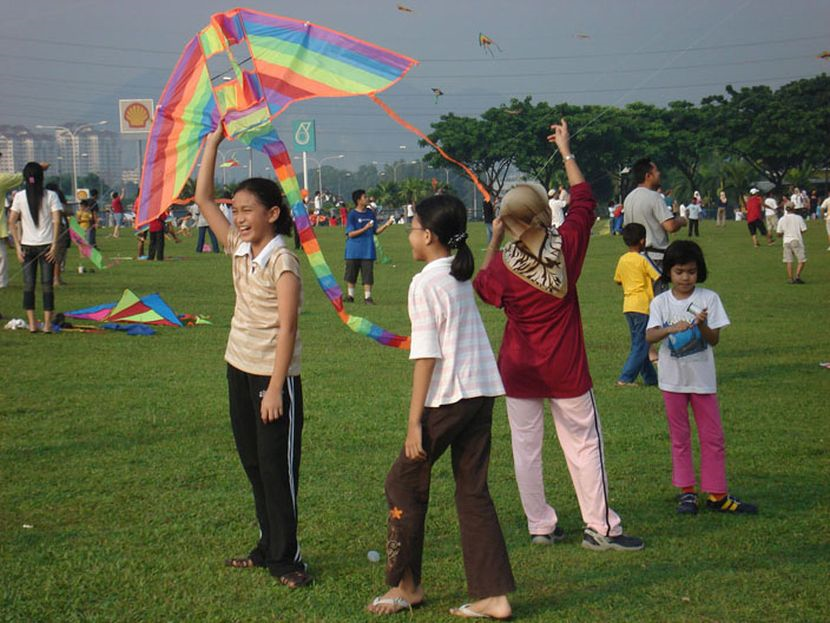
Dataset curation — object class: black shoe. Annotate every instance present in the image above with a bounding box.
[364,297,375,305]
[343,295,354,303]
[676,492,699,515]
[582,528,644,551]
[530,525,565,545]
[794,277,805,284]
[705,494,758,514]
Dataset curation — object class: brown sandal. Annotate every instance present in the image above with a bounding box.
[278,570,312,589]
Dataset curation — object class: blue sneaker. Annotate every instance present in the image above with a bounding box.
[531,525,565,545]
[582,528,644,551]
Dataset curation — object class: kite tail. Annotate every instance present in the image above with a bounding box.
[256,135,410,350]
[368,94,491,202]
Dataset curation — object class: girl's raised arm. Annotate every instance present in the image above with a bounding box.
[194,126,231,248]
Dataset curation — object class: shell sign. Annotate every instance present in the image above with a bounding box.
[118,99,154,134]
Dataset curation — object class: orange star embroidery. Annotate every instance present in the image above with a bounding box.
[389,507,404,520]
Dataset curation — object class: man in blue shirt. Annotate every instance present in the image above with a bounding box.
[344,189,393,304]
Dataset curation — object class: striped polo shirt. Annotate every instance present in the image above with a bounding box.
[408,256,504,408]
[224,228,303,377]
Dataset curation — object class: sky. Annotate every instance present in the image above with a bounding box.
[1,0,827,173]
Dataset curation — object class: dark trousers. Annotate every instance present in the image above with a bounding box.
[227,365,305,577]
[196,226,219,253]
[384,396,515,598]
[86,225,97,247]
[619,312,657,385]
[21,244,54,311]
[688,218,700,237]
[148,231,165,261]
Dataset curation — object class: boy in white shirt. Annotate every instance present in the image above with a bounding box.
[776,205,807,284]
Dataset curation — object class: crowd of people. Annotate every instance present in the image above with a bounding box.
[1,126,827,618]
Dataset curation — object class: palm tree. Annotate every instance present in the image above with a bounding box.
[399,178,432,205]
[370,181,400,211]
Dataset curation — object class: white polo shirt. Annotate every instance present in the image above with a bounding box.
[10,189,61,245]
[408,256,504,408]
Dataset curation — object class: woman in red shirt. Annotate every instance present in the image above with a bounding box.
[474,119,644,552]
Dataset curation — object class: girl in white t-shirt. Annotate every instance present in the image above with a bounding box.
[8,162,61,333]
[646,241,757,516]
[368,195,514,620]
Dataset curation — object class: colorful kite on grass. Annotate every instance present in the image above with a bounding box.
[65,289,183,327]
[137,8,490,350]
[479,33,502,56]
[68,217,104,269]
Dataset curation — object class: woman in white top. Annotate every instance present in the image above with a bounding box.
[8,162,61,333]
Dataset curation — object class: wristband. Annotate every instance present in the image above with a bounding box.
[563,154,576,162]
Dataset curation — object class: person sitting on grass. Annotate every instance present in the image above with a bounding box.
[614,222,661,387]
[195,125,312,589]
[646,240,758,515]
[367,194,514,620]
[474,119,644,552]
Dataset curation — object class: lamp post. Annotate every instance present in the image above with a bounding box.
[36,121,107,202]
[293,154,343,195]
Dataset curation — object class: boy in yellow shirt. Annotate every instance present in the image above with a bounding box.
[613,223,660,387]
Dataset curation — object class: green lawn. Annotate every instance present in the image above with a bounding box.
[2,217,828,622]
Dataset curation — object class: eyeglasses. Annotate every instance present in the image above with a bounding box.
[406,226,426,233]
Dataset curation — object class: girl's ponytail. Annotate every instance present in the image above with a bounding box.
[448,232,473,281]
[23,162,44,227]
[414,194,474,282]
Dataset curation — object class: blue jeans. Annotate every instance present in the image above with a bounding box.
[196,226,219,253]
[619,312,657,385]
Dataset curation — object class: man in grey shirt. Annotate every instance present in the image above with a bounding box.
[623,158,686,271]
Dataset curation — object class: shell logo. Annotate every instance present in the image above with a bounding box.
[123,102,151,129]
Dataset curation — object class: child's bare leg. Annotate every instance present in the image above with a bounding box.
[367,568,424,615]
[786,262,793,281]
[450,595,512,620]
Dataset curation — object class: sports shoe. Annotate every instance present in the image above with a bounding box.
[705,494,758,514]
[582,528,644,551]
[531,526,565,545]
[676,492,699,515]
[364,297,376,305]
[343,295,354,303]
[794,277,805,284]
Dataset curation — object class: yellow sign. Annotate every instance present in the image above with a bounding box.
[118,99,154,134]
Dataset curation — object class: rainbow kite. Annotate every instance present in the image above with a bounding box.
[68,217,104,269]
[137,8,489,349]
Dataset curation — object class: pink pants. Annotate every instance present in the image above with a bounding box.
[661,391,727,494]
[506,391,623,537]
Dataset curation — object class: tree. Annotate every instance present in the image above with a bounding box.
[705,75,830,190]
[370,180,400,210]
[398,177,432,205]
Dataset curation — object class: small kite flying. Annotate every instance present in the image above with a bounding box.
[818,50,830,60]
[431,87,444,103]
[219,158,240,168]
[137,8,489,350]
[396,4,414,13]
[479,33,502,56]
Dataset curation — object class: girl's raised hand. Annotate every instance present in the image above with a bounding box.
[546,118,571,154]
[206,125,225,148]
[490,217,505,247]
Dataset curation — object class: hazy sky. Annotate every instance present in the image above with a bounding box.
[1,0,827,171]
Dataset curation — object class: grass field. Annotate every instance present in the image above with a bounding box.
[2,216,828,622]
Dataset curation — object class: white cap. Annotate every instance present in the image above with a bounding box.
[749,188,759,195]
[547,189,556,198]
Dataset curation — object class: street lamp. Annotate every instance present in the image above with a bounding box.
[36,120,107,202]
[293,154,344,195]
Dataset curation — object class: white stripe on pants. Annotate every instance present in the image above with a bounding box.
[506,390,622,537]
[0,241,7,288]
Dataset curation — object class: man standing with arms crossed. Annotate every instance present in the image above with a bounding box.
[623,158,686,292]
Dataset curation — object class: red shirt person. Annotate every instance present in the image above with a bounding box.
[744,188,771,247]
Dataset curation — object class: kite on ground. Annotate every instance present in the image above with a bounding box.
[65,289,183,327]
[396,4,414,12]
[137,8,491,350]
[431,87,444,104]
[479,33,502,56]
[68,216,105,269]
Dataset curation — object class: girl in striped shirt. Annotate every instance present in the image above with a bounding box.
[367,195,514,620]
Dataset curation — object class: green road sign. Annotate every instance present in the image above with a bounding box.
[292,120,316,153]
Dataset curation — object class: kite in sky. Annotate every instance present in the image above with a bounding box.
[575,33,591,39]
[479,33,502,56]
[396,3,414,12]
[431,87,444,103]
[818,50,830,60]
[137,8,491,349]
[219,158,240,168]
